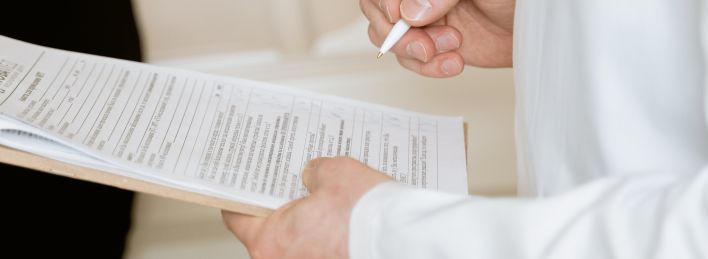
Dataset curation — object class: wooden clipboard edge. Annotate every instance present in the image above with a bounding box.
[0,145,273,217]
[0,122,469,217]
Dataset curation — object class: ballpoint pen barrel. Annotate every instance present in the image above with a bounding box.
[378,20,411,57]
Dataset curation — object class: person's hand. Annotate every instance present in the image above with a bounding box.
[222,157,392,259]
[362,0,515,77]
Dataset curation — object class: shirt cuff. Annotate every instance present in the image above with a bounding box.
[348,182,414,259]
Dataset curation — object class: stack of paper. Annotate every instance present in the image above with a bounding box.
[0,36,467,215]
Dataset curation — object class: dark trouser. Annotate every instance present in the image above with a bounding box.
[1,1,141,258]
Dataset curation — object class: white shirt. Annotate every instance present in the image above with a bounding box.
[349,0,708,258]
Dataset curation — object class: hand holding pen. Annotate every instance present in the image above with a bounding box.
[363,0,515,77]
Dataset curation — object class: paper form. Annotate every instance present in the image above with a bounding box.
[0,36,467,208]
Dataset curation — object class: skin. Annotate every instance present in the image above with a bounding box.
[222,157,391,259]
[365,0,515,77]
[222,1,515,258]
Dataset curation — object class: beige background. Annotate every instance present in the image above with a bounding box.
[126,0,517,258]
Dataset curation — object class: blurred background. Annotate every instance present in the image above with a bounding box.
[126,0,516,258]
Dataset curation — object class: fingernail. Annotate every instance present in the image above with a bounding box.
[441,59,461,75]
[380,0,394,23]
[401,0,432,21]
[384,5,394,23]
[435,32,460,52]
[407,41,428,62]
[305,157,325,171]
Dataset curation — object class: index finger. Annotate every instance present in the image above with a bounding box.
[377,0,402,23]
[221,210,265,248]
[400,0,460,26]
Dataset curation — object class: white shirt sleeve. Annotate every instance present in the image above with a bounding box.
[348,1,708,258]
[349,167,708,259]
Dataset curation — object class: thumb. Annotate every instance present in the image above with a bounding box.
[400,0,459,26]
[301,157,331,193]
[302,157,394,198]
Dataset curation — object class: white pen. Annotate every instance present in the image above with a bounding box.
[377,19,411,59]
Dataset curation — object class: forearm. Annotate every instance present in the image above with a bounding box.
[350,168,708,258]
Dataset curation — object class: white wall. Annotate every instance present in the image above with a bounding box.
[132,0,362,61]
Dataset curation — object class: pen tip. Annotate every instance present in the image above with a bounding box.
[377,52,384,59]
